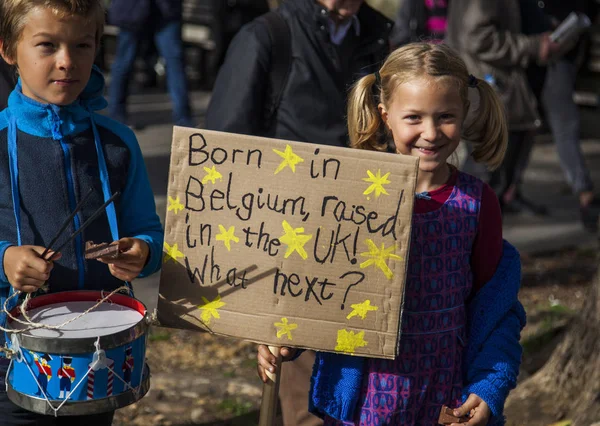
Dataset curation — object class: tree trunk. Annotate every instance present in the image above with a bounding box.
[505,248,600,425]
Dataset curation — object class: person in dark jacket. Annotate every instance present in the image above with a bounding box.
[0,57,16,110]
[108,0,193,127]
[540,0,600,230]
[205,0,392,148]
[205,1,391,424]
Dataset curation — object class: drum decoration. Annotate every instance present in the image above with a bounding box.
[1,289,152,416]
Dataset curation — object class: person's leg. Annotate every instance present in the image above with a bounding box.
[153,20,193,126]
[278,351,323,426]
[489,131,524,204]
[542,59,595,197]
[510,130,548,215]
[108,29,141,124]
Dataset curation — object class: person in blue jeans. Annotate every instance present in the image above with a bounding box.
[108,0,193,127]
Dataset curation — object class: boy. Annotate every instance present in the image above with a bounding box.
[0,0,164,424]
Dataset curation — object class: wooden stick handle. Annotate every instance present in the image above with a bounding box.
[259,346,282,426]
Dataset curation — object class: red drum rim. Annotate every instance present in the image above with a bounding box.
[7,290,146,320]
[6,290,149,354]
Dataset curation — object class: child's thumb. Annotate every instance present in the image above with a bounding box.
[453,394,478,418]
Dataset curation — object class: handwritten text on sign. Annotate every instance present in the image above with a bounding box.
[158,129,418,359]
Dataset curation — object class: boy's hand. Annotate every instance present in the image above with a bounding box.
[97,238,149,282]
[3,246,60,293]
[257,345,297,383]
[450,394,491,426]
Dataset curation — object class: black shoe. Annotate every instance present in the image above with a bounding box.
[503,195,549,216]
[580,198,600,232]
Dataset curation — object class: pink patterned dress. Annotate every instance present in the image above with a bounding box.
[324,172,482,426]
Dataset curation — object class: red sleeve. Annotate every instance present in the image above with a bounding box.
[470,183,503,295]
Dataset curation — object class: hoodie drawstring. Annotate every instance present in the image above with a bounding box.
[5,110,21,317]
[89,113,119,243]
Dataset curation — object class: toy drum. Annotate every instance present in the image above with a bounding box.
[4,290,151,416]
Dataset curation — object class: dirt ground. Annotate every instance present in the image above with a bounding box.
[113,245,598,426]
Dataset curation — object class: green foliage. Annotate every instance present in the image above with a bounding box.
[217,398,254,417]
[148,329,172,342]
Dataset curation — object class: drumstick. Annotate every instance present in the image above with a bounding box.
[40,187,95,260]
[45,192,121,260]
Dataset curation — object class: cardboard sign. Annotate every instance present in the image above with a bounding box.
[157,128,418,359]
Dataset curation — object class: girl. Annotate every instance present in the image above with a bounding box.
[258,43,525,426]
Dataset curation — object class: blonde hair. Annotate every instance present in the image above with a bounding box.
[0,0,105,62]
[347,43,508,170]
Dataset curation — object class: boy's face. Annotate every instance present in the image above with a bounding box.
[3,7,96,106]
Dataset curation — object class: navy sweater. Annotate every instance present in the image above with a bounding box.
[0,67,163,329]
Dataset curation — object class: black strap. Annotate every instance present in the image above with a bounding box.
[259,11,292,135]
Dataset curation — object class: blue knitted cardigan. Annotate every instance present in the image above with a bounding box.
[308,240,526,425]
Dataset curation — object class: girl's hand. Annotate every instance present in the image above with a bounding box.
[3,246,61,293]
[451,393,491,426]
[256,345,297,383]
[97,238,149,282]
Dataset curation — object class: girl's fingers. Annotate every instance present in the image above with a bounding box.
[467,404,490,426]
[257,345,276,364]
[256,365,269,383]
[453,394,479,418]
[257,352,276,372]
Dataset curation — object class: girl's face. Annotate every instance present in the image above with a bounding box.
[380,77,465,177]
[2,7,96,106]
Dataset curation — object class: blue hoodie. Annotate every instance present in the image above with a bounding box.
[0,66,163,333]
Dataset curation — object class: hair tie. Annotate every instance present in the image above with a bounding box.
[371,71,382,103]
[374,71,381,87]
[468,74,478,88]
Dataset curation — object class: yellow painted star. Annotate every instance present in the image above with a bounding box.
[346,300,379,320]
[198,295,226,325]
[163,242,184,264]
[362,169,391,198]
[274,317,298,341]
[273,145,304,175]
[167,196,184,214]
[215,225,239,251]
[360,239,403,279]
[201,166,223,184]
[335,329,368,354]
[279,220,313,260]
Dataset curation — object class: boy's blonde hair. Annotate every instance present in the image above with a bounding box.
[0,0,105,62]
[347,43,508,170]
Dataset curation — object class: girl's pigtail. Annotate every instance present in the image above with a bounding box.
[347,73,387,152]
[463,77,508,170]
